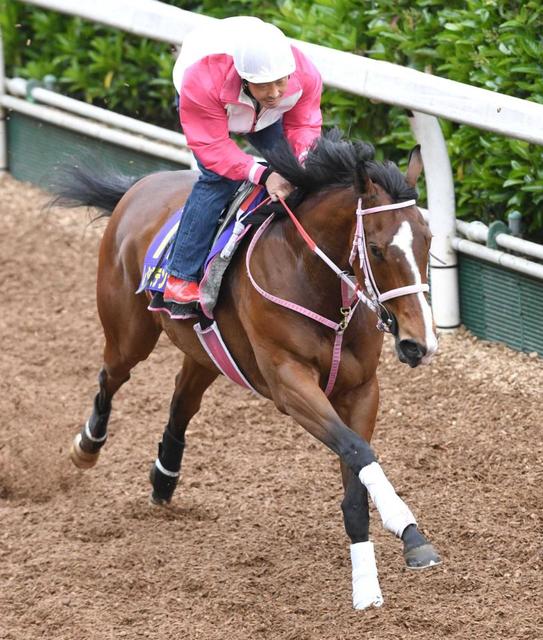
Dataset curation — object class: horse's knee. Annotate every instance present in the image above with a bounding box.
[335,428,376,476]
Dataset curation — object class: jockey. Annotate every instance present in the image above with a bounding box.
[164,16,323,305]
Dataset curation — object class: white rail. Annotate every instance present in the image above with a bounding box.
[6,78,189,149]
[457,220,543,263]
[21,0,543,145]
[452,237,543,280]
[3,77,197,167]
[2,93,195,166]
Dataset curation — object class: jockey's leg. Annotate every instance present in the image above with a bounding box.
[167,161,242,282]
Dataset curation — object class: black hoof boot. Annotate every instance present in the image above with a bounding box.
[149,428,185,505]
[402,524,442,570]
[149,461,179,505]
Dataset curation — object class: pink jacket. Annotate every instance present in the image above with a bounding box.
[179,46,322,184]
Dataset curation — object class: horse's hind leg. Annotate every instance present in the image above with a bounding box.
[70,293,162,469]
[150,355,218,505]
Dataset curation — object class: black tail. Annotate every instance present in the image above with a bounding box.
[49,160,143,217]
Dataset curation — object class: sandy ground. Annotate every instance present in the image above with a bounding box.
[0,172,541,640]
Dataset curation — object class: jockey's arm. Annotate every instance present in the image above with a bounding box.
[179,65,267,185]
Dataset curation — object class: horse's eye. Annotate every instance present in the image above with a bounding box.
[369,243,384,260]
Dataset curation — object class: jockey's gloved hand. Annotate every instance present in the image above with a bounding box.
[264,171,294,202]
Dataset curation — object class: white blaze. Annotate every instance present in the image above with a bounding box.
[390,221,438,361]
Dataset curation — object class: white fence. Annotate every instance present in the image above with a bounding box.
[1,0,543,330]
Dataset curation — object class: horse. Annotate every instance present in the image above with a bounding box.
[55,131,440,609]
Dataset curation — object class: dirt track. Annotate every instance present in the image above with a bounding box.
[0,173,542,639]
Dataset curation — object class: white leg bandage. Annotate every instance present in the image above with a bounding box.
[350,541,384,610]
[359,462,417,538]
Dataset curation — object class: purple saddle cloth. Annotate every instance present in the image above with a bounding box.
[137,185,267,295]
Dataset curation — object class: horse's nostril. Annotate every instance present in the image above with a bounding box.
[398,339,426,361]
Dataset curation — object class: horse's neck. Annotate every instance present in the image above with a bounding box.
[271,190,356,305]
[291,189,356,276]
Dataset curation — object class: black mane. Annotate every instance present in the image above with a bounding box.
[263,129,418,203]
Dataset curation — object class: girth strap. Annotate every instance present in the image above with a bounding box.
[194,321,263,397]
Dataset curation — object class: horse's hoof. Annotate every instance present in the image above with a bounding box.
[69,433,100,469]
[148,466,171,506]
[148,462,177,505]
[149,492,170,507]
[404,543,442,570]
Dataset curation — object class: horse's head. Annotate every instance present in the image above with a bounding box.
[352,146,437,367]
[263,130,438,367]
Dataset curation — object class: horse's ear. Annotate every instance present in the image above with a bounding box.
[355,161,377,197]
[406,145,423,187]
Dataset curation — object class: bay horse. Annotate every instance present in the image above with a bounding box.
[56,131,440,609]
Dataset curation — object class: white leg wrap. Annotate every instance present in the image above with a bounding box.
[350,541,384,610]
[358,462,417,538]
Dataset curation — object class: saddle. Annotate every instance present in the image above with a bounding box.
[139,182,268,320]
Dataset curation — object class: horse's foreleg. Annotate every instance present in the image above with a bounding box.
[150,355,218,505]
[337,377,383,608]
[336,375,440,610]
[337,378,441,571]
[270,362,440,598]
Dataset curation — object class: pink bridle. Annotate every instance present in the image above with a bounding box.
[349,198,429,313]
[245,195,430,394]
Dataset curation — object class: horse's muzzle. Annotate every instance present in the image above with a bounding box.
[396,339,427,368]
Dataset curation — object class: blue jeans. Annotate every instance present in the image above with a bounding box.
[167,120,284,282]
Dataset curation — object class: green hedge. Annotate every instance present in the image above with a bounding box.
[1,0,542,237]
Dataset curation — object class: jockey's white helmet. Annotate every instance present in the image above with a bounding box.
[233,20,296,84]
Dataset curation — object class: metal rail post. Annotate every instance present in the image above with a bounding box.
[409,111,460,330]
[0,28,7,173]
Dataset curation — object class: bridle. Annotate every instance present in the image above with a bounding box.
[242,192,431,395]
[348,198,430,332]
[257,196,429,334]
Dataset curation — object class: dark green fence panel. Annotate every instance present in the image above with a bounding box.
[6,112,188,189]
[459,254,543,356]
